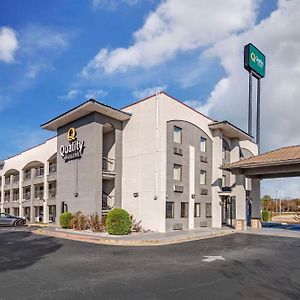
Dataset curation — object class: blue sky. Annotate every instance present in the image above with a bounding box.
[1,0,299,198]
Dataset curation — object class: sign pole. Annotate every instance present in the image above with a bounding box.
[248,71,253,136]
[256,78,261,153]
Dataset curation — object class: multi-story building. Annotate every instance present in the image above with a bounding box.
[0,92,259,232]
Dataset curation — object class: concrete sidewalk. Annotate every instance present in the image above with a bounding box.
[243,227,300,239]
[34,226,235,246]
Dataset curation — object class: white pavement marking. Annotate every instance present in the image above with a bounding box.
[202,256,226,262]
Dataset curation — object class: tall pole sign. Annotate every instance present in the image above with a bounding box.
[244,43,266,153]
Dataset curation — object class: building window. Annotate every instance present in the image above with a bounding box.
[206,203,212,218]
[166,202,174,218]
[194,203,201,218]
[173,164,182,181]
[222,175,226,188]
[181,202,188,218]
[200,137,207,152]
[173,126,182,144]
[200,170,206,185]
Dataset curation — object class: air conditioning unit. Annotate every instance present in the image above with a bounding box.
[201,188,208,195]
[174,147,183,156]
[173,185,184,193]
[200,155,208,163]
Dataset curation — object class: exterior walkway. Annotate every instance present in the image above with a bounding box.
[34,226,235,246]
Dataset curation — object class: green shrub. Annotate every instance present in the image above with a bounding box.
[60,212,72,228]
[262,210,270,222]
[71,211,89,230]
[106,208,132,235]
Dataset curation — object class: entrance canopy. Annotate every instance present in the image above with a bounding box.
[222,145,300,179]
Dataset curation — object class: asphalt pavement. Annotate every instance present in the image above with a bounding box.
[0,226,299,300]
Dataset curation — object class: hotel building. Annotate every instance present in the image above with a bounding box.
[0,92,261,232]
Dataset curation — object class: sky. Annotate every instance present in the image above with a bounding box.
[0,0,299,198]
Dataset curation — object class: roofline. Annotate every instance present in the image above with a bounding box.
[209,120,253,139]
[41,99,131,128]
[121,91,215,122]
[1,135,57,161]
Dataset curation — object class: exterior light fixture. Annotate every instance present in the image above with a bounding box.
[133,192,139,198]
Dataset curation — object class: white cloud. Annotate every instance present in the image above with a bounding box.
[82,0,257,76]
[26,63,55,79]
[21,26,68,55]
[84,89,107,99]
[0,27,18,63]
[59,89,107,101]
[132,85,167,99]
[59,89,80,100]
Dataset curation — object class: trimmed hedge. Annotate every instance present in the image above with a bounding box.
[262,210,270,222]
[106,208,132,235]
[60,212,72,228]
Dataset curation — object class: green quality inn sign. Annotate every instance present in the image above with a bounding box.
[244,43,266,79]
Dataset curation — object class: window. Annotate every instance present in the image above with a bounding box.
[181,202,188,218]
[173,126,182,144]
[200,170,206,185]
[222,175,226,188]
[200,137,207,152]
[194,203,201,218]
[206,203,212,218]
[173,164,182,181]
[166,202,174,218]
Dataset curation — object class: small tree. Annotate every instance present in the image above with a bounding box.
[106,208,132,235]
[262,195,272,211]
[60,212,72,228]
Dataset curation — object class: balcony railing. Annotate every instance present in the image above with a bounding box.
[35,190,44,200]
[102,194,115,212]
[13,175,19,183]
[23,172,31,181]
[35,168,44,177]
[4,196,10,203]
[23,192,31,201]
[49,189,56,199]
[49,164,57,174]
[13,194,19,201]
[102,157,115,173]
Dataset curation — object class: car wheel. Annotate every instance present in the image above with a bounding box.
[14,220,22,227]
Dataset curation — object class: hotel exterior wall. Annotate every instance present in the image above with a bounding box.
[166,120,212,231]
[56,112,123,219]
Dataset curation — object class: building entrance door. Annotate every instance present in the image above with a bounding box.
[221,196,235,228]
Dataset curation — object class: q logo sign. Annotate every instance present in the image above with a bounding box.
[250,52,256,62]
[67,127,77,142]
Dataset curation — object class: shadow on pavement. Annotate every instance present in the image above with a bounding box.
[0,231,62,272]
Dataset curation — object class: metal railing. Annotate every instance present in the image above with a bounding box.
[35,168,44,177]
[49,189,56,199]
[102,194,115,212]
[23,172,31,181]
[35,190,44,200]
[4,196,10,203]
[13,175,19,183]
[49,164,57,174]
[13,194,19,201]
[102,157,115,173]
[23,192,31,201]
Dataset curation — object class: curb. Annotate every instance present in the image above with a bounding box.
[33,228,236,247]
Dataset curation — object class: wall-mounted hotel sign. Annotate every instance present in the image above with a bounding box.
[60,128,85,162]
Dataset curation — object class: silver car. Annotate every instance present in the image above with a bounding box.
[0,213,26,226]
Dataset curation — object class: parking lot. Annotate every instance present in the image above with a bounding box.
[0,227,299,300]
